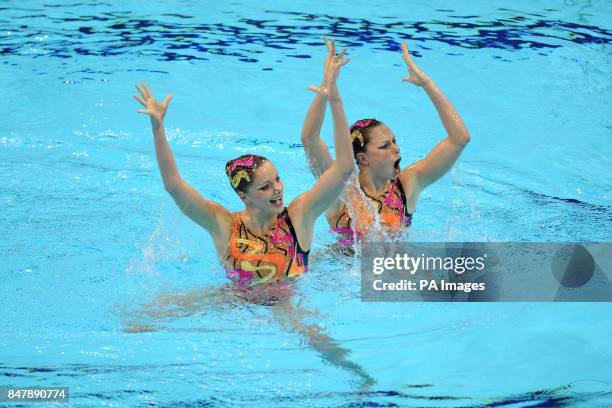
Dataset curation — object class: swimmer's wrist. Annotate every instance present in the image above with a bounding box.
[328,83,341,102]
[150,117,164,129]
[421,78,436,90]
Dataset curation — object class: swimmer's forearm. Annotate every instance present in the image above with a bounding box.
[151,120,182,191]
[301,91,327,146]
[328,89,354,175]
[301,86,334,178]
[423,81,471,145]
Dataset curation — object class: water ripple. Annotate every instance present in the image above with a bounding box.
[1,8,611,65]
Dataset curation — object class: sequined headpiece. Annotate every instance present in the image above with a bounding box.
[225,154,268,192]
[350,119,377,147]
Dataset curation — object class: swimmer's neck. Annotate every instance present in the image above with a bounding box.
[242,207,277,236]
[358,169,391,197]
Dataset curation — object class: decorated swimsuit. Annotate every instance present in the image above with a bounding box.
[332,177,413,245]
[224,208,309,288]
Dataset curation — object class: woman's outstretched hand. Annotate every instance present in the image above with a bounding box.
[401,41,433,87]
[133,82,173,125]
[308,36,350,100]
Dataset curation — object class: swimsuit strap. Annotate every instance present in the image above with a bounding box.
[271,208,309,276]
[393,178,413,226]
[387,178,405,224]
[282,209,310,256]
[269,209,293,256]
[394,178,408,213]
[283,209,309,271]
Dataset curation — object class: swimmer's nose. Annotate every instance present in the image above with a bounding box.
[272,177,283,197]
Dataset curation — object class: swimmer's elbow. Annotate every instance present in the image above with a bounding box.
[164,179,183,196]
[300,130,317,146]
[455,131,471,146]
[164,184,177,195]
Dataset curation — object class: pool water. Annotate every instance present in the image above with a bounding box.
[2,1,612,406]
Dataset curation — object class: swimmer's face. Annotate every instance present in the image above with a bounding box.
[241,161,284,214]
[359,124,401,179]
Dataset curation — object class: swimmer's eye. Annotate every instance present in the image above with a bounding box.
[275,176,281,182]
[380,139,397,149]
[259,184,270,191]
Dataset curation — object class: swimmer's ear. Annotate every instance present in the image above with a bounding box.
[237,191,249,204]
[356,153,368,167]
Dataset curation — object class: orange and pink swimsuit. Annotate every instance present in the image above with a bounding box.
[332,177,412,245]
[224,208,309,288]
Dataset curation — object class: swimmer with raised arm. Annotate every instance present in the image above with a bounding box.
[132,45,377,387]
[133,48,352,292]
[301,39,471,243]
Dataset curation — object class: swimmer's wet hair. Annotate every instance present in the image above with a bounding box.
[225,154,269,193]
[350,118,383,165]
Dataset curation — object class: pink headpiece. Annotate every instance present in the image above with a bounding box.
[352,119,372,129]
[230,155,255,171]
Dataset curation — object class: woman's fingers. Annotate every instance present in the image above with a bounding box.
[322,36,350,66]
[133,94,147,107]
[402,73,418,82]
[323,35,332,55]
[162,93,173,108]
[136,108,150,115]
[402,75,421,86]
[135,84,147,99]
[339,57,351,66]
[141,82,153,99]
[401,41,413,65]
[307,85,327,96]
[401,41,409,57]
[401,41,417,69]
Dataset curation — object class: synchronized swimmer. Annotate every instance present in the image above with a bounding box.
[133,43,352,294]
[301,38,470,244]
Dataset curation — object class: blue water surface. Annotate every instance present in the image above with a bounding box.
[1,1,612,406]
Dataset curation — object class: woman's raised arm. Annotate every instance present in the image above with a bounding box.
[134,83,231,241]
[294,49,354,225]
[301,36,343,178]
[397,41,471,191]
